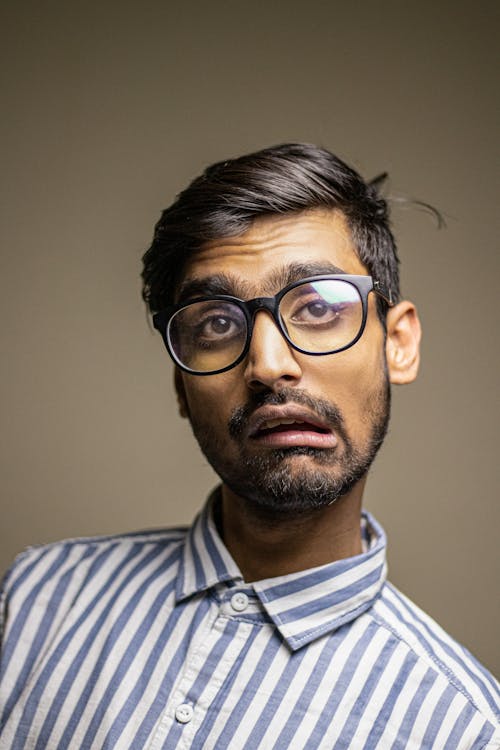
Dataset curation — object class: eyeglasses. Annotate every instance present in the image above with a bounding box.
[152,275,393,375]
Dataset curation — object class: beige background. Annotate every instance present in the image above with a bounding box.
[1,2,498,675]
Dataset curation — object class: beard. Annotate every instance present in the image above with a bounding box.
[187,376,391,518]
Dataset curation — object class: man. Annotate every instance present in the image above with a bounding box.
[1,144,498,749]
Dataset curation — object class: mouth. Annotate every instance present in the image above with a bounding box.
[248,408,338,449]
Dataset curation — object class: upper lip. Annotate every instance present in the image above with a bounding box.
[247,405,333,437]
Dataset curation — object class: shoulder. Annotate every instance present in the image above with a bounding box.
[0,527,188,646]
[372,581,500,729]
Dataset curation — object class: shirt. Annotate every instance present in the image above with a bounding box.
[1,491,499,750]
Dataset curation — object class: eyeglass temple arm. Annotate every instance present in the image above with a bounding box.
[373,280,394,306]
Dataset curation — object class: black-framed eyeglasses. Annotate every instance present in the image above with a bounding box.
[152,275,394,376]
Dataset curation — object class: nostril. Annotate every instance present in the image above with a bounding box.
[247,379,269,393]
[247,371,296,392]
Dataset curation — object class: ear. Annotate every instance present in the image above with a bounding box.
[385,300,422,384]
[174,368,190,419]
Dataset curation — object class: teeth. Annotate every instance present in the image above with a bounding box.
[262,418,305,429]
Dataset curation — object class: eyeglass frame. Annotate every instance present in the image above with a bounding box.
[152,274,394,376]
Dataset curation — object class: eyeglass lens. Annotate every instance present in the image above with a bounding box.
[168,279,363,373]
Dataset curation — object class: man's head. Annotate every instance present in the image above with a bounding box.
[142,143,400,319]
[142,144,421,516]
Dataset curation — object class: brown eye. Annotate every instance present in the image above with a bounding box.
[209,317,232,334]
[306,301,330,318]
[290,298,343,325]
[195,307,246,346]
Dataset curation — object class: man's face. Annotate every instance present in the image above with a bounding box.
[175,209,391,515]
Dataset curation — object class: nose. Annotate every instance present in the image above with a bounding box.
[243,311,303,392]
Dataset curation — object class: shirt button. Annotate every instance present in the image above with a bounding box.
[230,592,249,612]
[175,703,193,723]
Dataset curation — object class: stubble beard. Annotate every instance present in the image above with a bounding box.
[187,379,391,518]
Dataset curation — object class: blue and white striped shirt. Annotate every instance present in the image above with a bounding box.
[1,491,499,749]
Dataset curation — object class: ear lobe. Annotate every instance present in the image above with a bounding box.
[174,368,190,419]
[385,301,422,384]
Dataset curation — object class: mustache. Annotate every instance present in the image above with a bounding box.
[228,387,349,444]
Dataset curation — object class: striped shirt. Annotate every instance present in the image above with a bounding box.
[1,492,499,749]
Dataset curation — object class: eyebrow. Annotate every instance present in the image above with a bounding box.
[268,261,348,291]
[176,261,349,303]
[177,273,252,302]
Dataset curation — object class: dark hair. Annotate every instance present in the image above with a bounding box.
[141,143,400,319]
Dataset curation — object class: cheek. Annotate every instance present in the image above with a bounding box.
[304,340,386,418]
[182,373,241,426]
[307,343,383,387]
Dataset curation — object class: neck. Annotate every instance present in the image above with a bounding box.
[219,480,365,582]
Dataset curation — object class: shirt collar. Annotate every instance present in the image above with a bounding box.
[176,488,387,651]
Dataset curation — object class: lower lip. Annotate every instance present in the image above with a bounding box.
[250,429,338,449]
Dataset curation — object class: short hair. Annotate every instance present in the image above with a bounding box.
[141,143,400,320]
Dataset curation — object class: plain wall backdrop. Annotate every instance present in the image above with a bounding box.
[1,1,498,675]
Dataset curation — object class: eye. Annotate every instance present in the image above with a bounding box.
[189,303,247,347]
[303,301,334,319]
[291,297,344,324]
[200,315,238,338]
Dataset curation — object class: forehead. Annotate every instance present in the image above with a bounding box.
[180,209,368,297]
